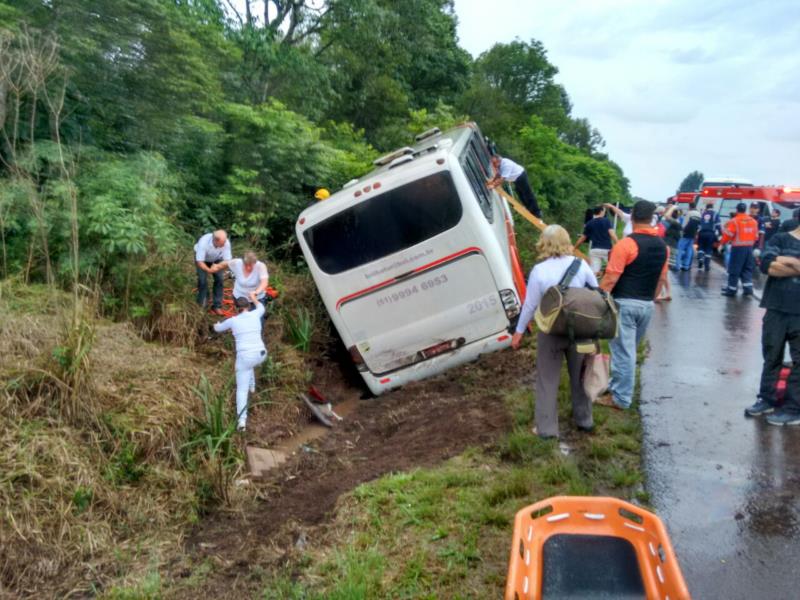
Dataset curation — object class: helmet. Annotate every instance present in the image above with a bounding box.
[314,188,331,201]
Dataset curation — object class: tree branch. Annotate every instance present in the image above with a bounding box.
[222,0,244,27]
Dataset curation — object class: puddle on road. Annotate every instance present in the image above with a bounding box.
[741,494,799,538]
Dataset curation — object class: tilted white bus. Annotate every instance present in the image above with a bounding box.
[295,123,527,395]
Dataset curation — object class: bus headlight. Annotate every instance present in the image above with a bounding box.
[499,289,520,319]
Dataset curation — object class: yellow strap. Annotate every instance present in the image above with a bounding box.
[494,186,588,261]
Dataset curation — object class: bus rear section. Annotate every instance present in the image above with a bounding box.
[298,168,519,395]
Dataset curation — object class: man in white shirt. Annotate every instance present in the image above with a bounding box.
[488,155,542,218]
[213,294,267,431]
[194,230,232,314]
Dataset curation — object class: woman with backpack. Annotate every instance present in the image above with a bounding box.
[511,225,598,439]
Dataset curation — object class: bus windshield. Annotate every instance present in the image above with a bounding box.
[304,171,462,275]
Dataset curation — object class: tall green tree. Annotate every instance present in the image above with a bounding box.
[677,170,704,193]
[318,0,470,148]
[460,40,568,143]
[2,0,235,152]
[517,116,629,232]
[459,39,606,156]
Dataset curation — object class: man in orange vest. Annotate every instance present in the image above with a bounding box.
[719,202,759,296]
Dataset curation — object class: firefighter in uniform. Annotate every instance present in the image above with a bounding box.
[719,202,759,296]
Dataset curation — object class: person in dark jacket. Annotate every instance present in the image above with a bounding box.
[763,209,782,246]
[744,220,800,425]
[696,208,718,272]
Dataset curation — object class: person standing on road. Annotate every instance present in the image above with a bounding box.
[654,206,673,301]
[677,203,702,271]
[211,251,269,314]
[598,200,669,410]
[662,206,682,268]
[763,209,782,246]
[744,221,800,425]
[574,206,618,276]
[213,295,267,431]
[749,203,766,248]
[695,207,717,272]
[719,203,759,297]
[511,225,596,439]
[779,208,800,233]
[488,155,542,218]
[195,230,232,315]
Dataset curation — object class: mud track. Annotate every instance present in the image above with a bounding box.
[185,350,528,582]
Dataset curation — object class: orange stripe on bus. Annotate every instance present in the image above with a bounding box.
[335,246,483,310]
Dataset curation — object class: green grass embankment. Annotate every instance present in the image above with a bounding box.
[260,359,645,599]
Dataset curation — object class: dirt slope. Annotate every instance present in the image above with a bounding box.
[183,350,528,591]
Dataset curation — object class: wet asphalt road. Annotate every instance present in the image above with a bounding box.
[640,264,800,599]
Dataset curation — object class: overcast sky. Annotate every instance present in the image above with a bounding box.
[453,0,800,201]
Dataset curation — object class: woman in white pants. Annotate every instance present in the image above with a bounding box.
[213,294,267,431]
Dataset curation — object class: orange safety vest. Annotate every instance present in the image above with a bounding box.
[721,214,758,247]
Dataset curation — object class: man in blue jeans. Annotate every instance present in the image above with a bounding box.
[598,201,669,409]
[194,230,232,314]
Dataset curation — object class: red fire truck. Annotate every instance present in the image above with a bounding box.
[698,185,800,227]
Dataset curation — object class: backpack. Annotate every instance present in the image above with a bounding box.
[699,213,715,233]
[535,258,618,342]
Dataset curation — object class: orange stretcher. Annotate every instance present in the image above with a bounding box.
[195,285,280,319]
[505,496,690,600]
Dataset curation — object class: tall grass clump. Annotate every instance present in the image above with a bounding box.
[283,306,315,352]
[183,375,242,507]
[51,299,96,420]
[1,284,97,425]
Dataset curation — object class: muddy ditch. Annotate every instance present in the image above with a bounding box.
[185,349,528,574]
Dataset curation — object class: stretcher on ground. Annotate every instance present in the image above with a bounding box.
[505,496,690,599]
[195,285,280,318]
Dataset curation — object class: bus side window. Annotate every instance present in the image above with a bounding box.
[463,153,493,222]
[469,135,492,177]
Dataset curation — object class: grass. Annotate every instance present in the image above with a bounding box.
[0,267,334,597]
[0,249,648,597]
[257,358,647,598]
[0,279,246,596]
[182,375,244,507]
[283,306,315,352]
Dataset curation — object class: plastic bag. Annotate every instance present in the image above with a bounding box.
[583,353,610,402]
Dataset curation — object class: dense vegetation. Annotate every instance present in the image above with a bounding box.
[1,0,630,318]
[0,3,640,595]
